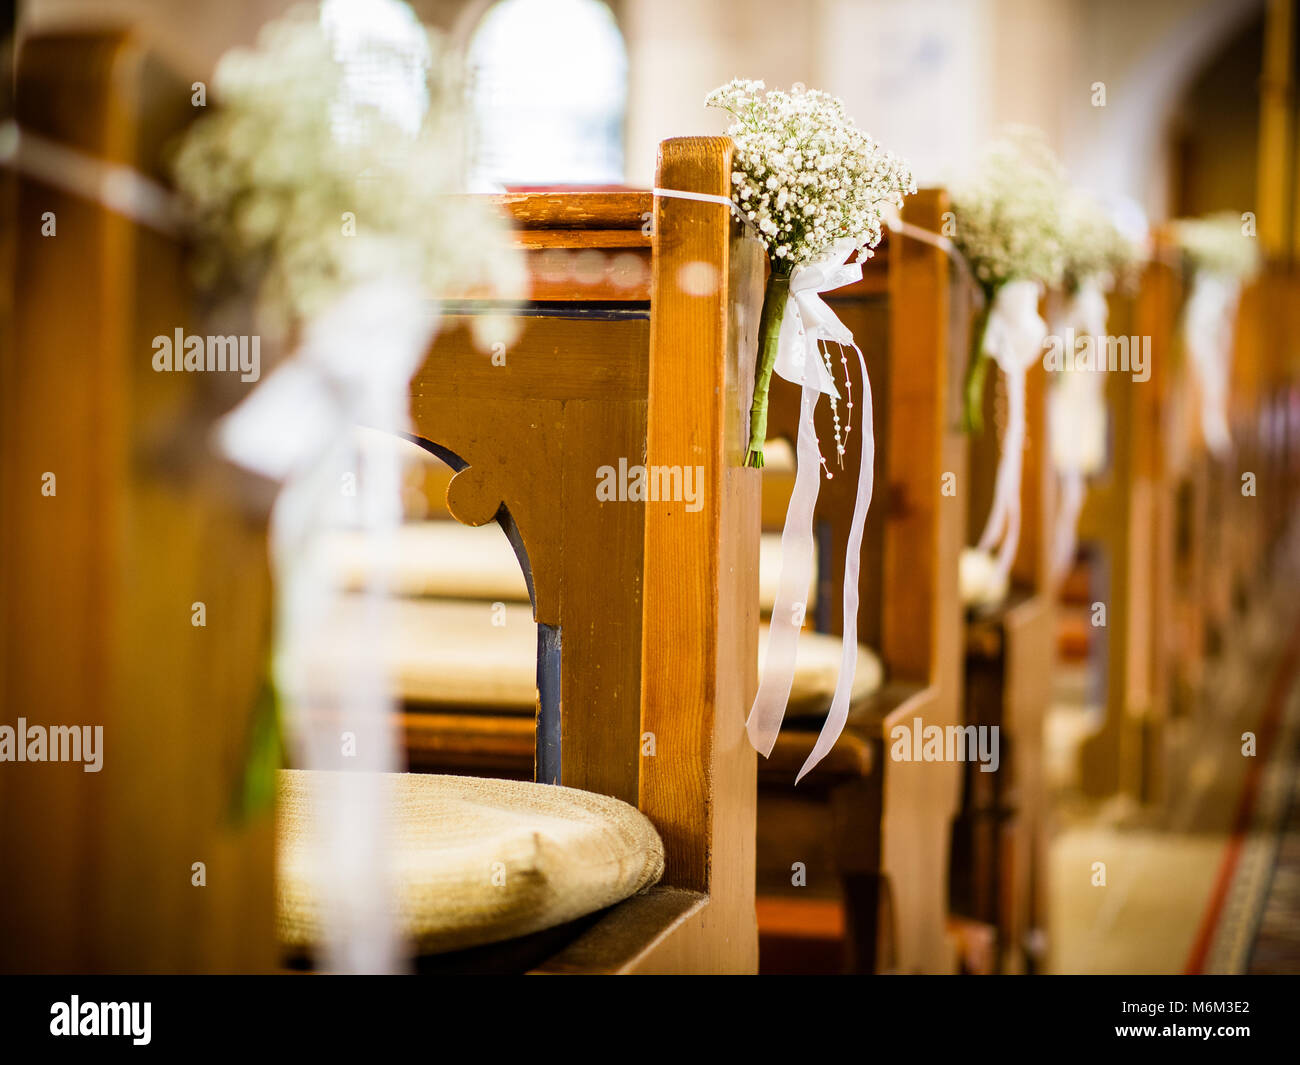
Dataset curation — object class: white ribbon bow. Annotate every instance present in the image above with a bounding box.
[747,237,876,782]
[1183,272,1240,458]
[975,279,1048,585]
[1048,278,1111,582]
[217,277,436,975]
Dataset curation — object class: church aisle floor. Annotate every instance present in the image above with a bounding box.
[1047,568,1300,974]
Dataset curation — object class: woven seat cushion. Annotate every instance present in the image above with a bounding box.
[304,597,540,708]
[310,596,882,714]
[277,770,664,956]
[325,522,812,614]
[765,627,884,718]
[324,521,531,601]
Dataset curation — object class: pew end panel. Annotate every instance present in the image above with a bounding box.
[535,137,764,973]
[753,190,963,974]
[955,293,1056,971]
[2,30,277,973]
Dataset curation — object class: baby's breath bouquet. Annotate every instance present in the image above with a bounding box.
[707,80,915,468]
[172,2,522,345]
[1061,192,1141,294]
[170,1,522,823]
[1172,212,1262,282]
[951,128,1069,432]
[710,81,914,780]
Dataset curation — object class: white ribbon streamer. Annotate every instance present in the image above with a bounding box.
[1048,279,1110,582]
[974,280,1048,585]
[746,236,876,782]
[0,120,182,234]
[218,277,437,974]
[1183,272,1240,458]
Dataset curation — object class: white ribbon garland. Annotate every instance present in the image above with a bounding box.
[974,280,1048,585]
[1183,272,1240,458]
[746,236,876,782]
[1048,279,1110,583]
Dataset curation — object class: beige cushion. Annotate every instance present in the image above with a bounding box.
[766,629,884,718]
[325,522,812,614]
[277,770,663,956]
[324,521,531,601]
[757,532,817,613]
[304,597,539,709]
[309,596,882,714]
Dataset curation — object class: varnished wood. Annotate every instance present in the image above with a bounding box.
[0,31,275,973]
[408,311,649,804]
[1076,271,1167,799]
[626,136,761,972]
[496,190,651,229]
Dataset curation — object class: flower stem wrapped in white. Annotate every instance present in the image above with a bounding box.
[707,79,915,468]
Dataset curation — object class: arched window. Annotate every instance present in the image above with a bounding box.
[320,0,432,145]
[467,0,628,188]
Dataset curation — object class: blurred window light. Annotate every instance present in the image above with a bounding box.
[321,0,432,146]
[467,0,627,188]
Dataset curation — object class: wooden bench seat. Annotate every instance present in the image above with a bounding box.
[373,190,964,974]
[949,291,1055,973]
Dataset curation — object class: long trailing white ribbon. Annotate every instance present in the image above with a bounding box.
[1183,272,1240,458]
[745,236,876,782]
[218,277,437,974]
[1048,279,1110,583]
[974,279,1048,584]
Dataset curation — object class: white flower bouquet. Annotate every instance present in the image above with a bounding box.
[1061,191,1141,294]
[1172,212,1262,283]
[950,128,1069,432]
[707,80,915,467]
[707,80,913,779]
[172,2,522,343]
[169,1,523,826]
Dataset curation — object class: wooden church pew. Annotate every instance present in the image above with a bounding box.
[383,192,964,973]
[364,138,767,972]
[1,30,277,973]
[1237,270,1300,601]
[1076,260,1181,802]
[951,291,1055,972]
[756,189,964,974]
[2,28,764,973]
